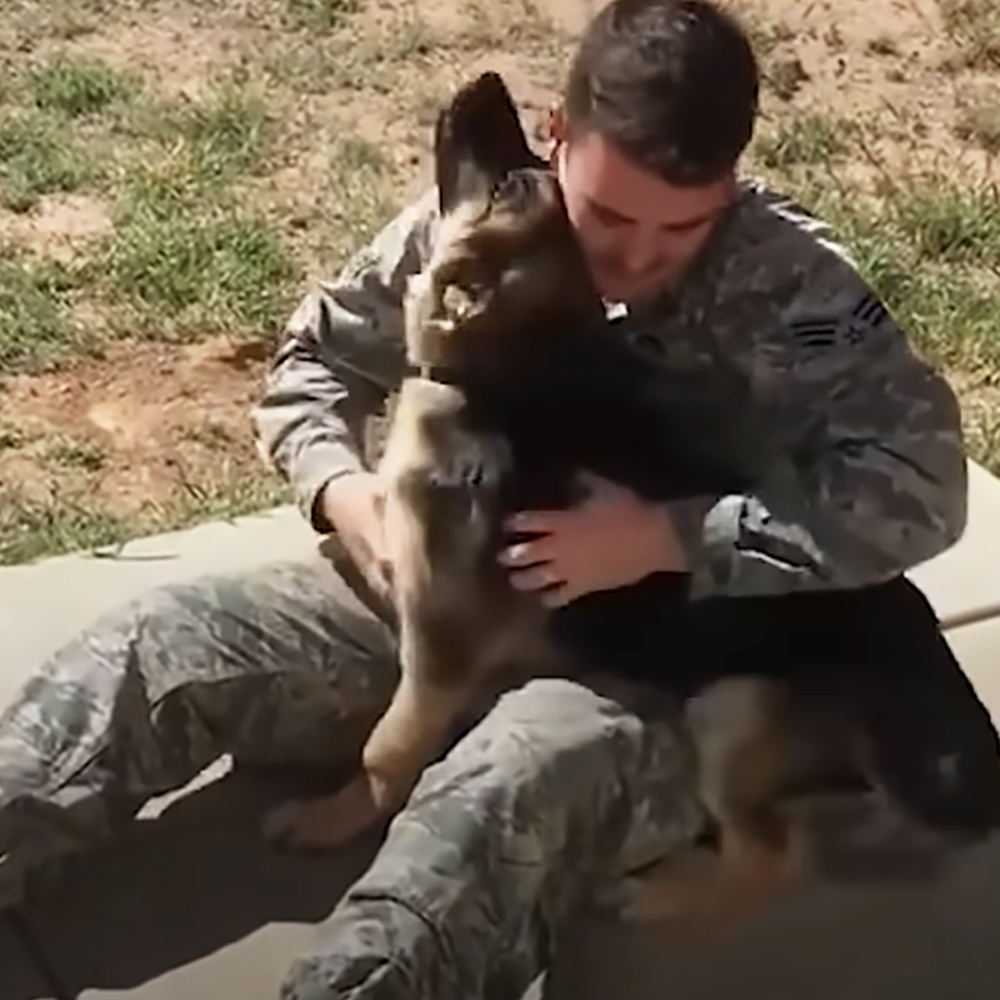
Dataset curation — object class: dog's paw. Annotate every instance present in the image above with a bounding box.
[615,871,701,923]
[261,777,385,853]
[594,862,699,924]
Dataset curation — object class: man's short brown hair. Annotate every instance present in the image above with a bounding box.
[564,0,759,186]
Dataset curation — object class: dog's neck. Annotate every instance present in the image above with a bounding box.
[403,359,464,385]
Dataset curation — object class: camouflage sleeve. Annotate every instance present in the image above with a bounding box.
[252,187,439,530]
[679,238,968,600]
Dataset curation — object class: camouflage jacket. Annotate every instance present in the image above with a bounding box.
[252,180,968,600]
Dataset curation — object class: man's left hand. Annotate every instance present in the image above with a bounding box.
[498,472,689,608]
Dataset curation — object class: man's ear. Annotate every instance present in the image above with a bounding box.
[545,105,568,166]
[548,104,568,144]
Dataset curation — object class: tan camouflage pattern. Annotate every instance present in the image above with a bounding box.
[0,175,967,998]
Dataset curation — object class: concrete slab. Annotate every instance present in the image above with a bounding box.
[0,506,316,708]
[0,912,57,1000]
[909,461,1000,628]
[16,767,380,1000]
[1,464,1000,999]
[946,616,1000,727]
[546,832,1000,1000]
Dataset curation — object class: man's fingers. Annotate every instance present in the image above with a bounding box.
[538,583,574,608]
[508,563,566,593]
[504,510,564,534]
[498,535,557,568]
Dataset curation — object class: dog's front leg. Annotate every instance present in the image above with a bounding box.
[263,486,476,853]
[262,645,469,852]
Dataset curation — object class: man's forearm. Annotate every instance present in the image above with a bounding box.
[253,188,439,530]
[670,437,968,599]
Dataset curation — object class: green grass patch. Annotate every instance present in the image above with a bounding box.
[158,86,271,180]
[0,423,27,450]
[29,56,135,117]
[0,490,133,566]
[965,406,1000,476]
[44,436,107,472]
[327,136,398,249]
[0,472,292,566]
[754,113,851,169]
[887,178,1000,267]
[0,113,91,211]
[282,0,360,31]
[101,164,296,340]
[0,256,85,373]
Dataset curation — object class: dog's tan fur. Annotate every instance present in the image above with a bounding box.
[263,73,805,920]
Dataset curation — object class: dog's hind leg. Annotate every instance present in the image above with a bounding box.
[619,677,806,923]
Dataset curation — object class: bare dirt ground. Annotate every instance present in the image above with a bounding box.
[1,0,999,563]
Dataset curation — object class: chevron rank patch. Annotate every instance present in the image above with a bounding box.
[787,292,890,352]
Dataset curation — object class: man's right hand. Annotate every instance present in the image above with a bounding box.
[320,472,392,604]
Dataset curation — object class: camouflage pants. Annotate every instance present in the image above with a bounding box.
[0,553,704,1000]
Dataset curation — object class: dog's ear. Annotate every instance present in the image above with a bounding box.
[434,71,547,214]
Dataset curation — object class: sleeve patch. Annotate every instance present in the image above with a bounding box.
[786,292,890,352]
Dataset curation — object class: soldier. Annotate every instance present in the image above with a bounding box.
[0,2,973,999]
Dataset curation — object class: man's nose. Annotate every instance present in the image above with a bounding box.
[621,227,662,276]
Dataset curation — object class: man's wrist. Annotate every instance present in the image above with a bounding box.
[313,471,365,533]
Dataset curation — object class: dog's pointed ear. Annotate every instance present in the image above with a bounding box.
[434,71,547,215]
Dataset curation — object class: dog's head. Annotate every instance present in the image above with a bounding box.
[404,72,605,378]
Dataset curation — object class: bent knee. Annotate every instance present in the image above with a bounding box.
[412,678,699,834]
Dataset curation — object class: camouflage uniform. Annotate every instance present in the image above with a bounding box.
[0,176,967,1000]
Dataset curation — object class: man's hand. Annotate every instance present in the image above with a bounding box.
[498,472,689,608]
[321,472,392,603]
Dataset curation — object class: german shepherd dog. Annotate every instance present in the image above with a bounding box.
[266,72,1000,920]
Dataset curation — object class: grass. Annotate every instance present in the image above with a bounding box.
[44,436,107,471]
[888,177,1000,267]
[0,491,133,566]
[939,0,1000,70]
[955,85,1000,157]
[29,56,135,117]
[153,86,272,180]
[0,113,92,212]
[754,113,852,169]
[0,256,85,372]
[325,136,398,249]
[282,0,360,32]
[0,472,292,567]
[101,166,297,339]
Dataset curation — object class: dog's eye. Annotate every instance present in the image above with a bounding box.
[492,171,535,206]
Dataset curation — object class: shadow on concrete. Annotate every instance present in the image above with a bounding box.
[12,768,381,997]
[546,833,1000,1000]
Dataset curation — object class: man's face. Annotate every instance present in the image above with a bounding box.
[552,120,737,304]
